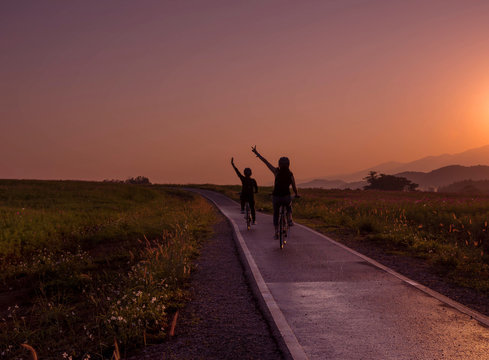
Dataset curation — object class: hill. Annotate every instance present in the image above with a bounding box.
[298,178,366,190]
[439,179,489,194]
[397,165,489,190]
[321,144,489,182]
[299,165,489,191]
[298,179,349,189]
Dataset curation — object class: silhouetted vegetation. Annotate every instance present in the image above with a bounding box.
[125,176,151,184]
[363,171,418,191]
[103,176,151,185]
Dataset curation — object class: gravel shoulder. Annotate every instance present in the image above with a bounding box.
[128,212,283,360]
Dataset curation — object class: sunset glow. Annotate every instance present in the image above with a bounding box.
[2,1,489,184]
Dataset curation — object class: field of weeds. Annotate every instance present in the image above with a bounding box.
[0,180,215,360]
[200,185,489,294]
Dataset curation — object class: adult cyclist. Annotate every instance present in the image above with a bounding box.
[251,146,300,239]
[231,157,258,224]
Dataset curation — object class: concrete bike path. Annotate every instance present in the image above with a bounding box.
[191,189,489,360]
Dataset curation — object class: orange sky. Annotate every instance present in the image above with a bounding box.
[2,1,489,184]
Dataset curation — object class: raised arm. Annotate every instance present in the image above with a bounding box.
[251,146,277,175]
[231,157,244,180]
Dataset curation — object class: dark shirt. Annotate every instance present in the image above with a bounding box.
[233,166,258,197]
[273,168,293,196]
[240,177,258,197]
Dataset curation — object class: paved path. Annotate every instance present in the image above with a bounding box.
[192,189,489,360]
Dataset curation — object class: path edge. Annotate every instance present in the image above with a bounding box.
[295,223,489,328]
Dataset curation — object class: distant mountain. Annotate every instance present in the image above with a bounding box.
[299,179,349,189]
[439,179,489,194]
[397,165,489,190]
[298,178,366,189]
[299,164,489,191]
[323,144,489,182]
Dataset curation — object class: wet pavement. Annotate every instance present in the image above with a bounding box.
[191,189,489,360]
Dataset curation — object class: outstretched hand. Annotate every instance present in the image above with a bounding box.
[251,145,258,155]
[231,157,234,165]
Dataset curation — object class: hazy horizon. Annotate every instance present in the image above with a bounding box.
[3,1,489,185]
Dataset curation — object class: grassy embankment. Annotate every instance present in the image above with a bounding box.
[0,180,215,360]
[199,185,489,294]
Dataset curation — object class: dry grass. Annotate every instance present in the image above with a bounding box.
[1,181,215,360]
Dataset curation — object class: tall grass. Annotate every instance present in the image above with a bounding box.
[0,181,215,360]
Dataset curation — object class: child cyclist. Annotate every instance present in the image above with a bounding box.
[251,146,300,239]
[231,157,258,225]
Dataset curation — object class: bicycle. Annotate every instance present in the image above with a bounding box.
[277,195,300,249]
[278,203,288,249]
[239,192,253,230]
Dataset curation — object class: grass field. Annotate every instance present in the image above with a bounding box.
[0,180,215,360]
[199,185,489,294]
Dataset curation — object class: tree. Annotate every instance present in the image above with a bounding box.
[363,173,418,191]
[125,176,151,185]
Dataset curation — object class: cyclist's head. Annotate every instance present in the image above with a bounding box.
[278,157,290,169]
[244,168,252,177]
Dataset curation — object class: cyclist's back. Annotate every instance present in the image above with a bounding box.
[273,168,293,196]
[231,157,258,224]
[241,176,258,197]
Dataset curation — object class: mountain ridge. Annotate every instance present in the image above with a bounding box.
[304,144,489,184]
[300,164,489,190]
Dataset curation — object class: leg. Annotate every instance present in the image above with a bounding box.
[240,197,245,212]
[249,198,256,222]
[284,195,293,225]
[272,196,280,236]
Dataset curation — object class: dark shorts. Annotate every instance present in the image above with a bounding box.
[241,194,256,221]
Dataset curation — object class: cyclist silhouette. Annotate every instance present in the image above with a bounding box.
[251,146,299,239]
[231,157,258,224]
